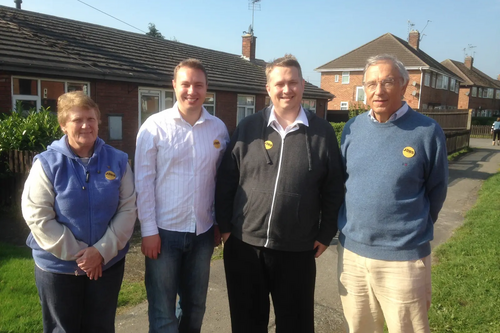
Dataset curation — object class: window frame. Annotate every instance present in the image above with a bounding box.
[203,92,216,115]
[236,94,255,125]
[424,72,430,87]
[342,71,350,84]
[471,87,477,97]
[301,99,316,113]
[11,76,90,112]
[108,114,123,141]
[138,88,175,124]
[340,102,348,110]
[334,74,339,83]
[355,86,366,104]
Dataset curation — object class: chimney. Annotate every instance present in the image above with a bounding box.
[464,56,474,70]
[14,0,22,9]
[408,30,420,50]
[242,33,256,61]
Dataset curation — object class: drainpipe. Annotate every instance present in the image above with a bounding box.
[418,67,423,109]
[14,0,22,9]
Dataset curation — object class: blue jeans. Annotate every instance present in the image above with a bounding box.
[145,227,214,333]
[35,258,125,333]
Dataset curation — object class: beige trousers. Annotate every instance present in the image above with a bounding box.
[337,244,431,333]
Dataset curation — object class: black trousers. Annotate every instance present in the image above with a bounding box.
[35,258,125,333]
[223,236,316,333]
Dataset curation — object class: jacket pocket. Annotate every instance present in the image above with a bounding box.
[241,189,273,238]
[269,192,309,242]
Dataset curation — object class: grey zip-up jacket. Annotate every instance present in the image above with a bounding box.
[215,107,344,252]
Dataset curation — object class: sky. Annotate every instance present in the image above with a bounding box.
[2,0,499,87]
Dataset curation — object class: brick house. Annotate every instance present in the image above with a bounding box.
[315,31,462,112]
[441,56,500,117]
[0,5,332,158]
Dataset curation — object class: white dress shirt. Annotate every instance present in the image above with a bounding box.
[267,106,309,138]
[368,102,409,123]
[135,103,229,237]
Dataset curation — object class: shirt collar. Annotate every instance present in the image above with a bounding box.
[267,106,309,128]
[171,102,209,125]
[368,102,408,123]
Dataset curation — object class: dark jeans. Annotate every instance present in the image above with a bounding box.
[145,227,214,333]
[493,129,500,141]
[35,257,125,333]
[223,236,316,333]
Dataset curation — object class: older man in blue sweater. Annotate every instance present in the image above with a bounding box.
[337,54,448,333]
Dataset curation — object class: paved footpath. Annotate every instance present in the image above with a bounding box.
[116,138,500,333]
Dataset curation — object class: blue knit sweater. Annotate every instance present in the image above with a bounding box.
[338,108,448,261]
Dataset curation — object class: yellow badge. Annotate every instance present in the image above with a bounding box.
[213,139,221,149]
[105,171,116,180]
[265,140,273,150]
[403,147,415,158]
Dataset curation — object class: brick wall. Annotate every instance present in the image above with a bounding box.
[92,80,139,159]
[321,71,365,110]
[0,73,12,113]
[458,88,471,109]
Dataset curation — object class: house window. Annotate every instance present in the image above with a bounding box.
[139,89,175,124]
[355,86,366,103]
[203,92,216,115]
[424,73,430,87]
[442,76,448,90]
[237,95,255,124]
[471,87,477,97]
[12,77,89,112]
[431,73,436,88]
[342,71,350,84]
[496,90,500,99]
[340,102,348,110]
[455,83,459,94]
[487,88,494,99]
[301,99,316,113]
[450,79,456,92]
[484,88,490,98]
[335,75,339,83]
[108,115,123,140]
[436,75,443,89]
[478,88,483,98]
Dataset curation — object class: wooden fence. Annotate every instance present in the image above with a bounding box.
[0,150,37,206]
[417,109,471,131]
[470,125,493,138]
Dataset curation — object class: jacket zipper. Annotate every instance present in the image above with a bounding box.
[264,136,285,247]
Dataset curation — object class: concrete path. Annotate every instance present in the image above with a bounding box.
[116,138,500,333]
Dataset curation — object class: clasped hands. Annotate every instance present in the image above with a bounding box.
[75,246,104,280]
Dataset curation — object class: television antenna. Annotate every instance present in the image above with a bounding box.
[244,0,261,35]
[464,44,476,58]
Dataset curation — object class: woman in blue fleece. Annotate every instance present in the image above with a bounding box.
[22,91,137,333]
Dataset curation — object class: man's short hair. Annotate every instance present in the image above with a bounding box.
[363,54,409,87]
[265,54,303,82]
[174,58,208,84]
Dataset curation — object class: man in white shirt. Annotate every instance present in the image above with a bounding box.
[135,59,229,333]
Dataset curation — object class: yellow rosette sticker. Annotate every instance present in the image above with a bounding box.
[213,139,221,149]
[402,147,415,158]
[105,170,116,180]
[264,140,273,150]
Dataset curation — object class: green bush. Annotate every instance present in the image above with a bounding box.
[471,117,496,126]
[0,104,63,152]
[331,122,345,147]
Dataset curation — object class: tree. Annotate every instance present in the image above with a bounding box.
[146,23,164,39]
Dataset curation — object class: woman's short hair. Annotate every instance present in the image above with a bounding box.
[57,91,100,126]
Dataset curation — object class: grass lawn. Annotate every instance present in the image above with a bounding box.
[429,172,500,332]
[0,243,42,333]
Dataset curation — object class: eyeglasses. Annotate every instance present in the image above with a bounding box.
[363,78,400,92]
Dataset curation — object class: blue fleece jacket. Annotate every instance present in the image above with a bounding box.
[26,136,129,274]
[338,108,448,261]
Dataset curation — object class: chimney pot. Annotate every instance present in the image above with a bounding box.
[14,0,22,9]
[464,56,474,70]
[408,30,420,50]
[242,34,256,61]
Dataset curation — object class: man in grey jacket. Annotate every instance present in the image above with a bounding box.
[215,54,345,333]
